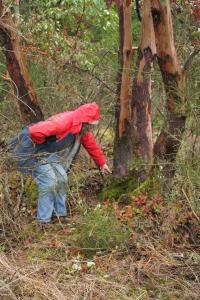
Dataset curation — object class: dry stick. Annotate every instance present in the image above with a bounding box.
[191,134,198,162]
[185,261,200,284]
[183,48,200,72]
[0,70,38,116]
[14,174,24,217]
[182,188,200,222]
[97,119,113,144]
[62,62,116,95]
[55,215,65,230]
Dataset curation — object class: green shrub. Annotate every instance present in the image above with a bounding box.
[176,155,200,217]
[73,206,130,253]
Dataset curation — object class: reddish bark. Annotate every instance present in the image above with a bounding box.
[131,0,156,162]
[0,4,43,124]
[113,0,156,177]
[151,0,186,170]
[113,3,134,177]
[118,0,133,138]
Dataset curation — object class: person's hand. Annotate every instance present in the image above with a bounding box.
[100,163,112,174]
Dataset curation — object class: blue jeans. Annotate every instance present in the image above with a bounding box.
[10,128,77,223]
[33,163,68,222]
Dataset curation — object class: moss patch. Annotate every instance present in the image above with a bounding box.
[99,176,138,200]
[24,177,38,209]
[99,173,162,202]
[26,247,66,263]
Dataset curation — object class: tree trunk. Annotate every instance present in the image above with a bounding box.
[0,2,44,124]
[113,1,134,177]
[131,0,156,165]
[151,0,186,175]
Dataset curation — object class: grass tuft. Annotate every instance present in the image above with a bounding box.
[73,206,130,253]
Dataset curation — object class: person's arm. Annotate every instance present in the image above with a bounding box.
[81,131,111,173]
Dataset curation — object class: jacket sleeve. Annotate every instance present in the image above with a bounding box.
[81,131,106,167]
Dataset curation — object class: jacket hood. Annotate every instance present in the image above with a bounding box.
[72,103,100,125]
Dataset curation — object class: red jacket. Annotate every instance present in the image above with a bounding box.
[29,103,106,167]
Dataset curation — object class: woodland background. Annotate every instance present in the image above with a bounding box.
[0,0,200,299]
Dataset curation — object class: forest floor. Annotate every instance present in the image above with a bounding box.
[0,170,200,300]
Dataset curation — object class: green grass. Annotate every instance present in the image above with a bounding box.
[73,206,130,254]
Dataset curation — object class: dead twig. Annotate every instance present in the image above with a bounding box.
[183,48,200,72]
[182,188,200,222]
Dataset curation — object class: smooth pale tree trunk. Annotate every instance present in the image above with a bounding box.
[151,0,186,175]
[113,0,134,177]
[131,0,156,165]
[0,1,44,124]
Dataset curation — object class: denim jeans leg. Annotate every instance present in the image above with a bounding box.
[52,163,68,217]
[33,164,57,223]
[13,127,36,174]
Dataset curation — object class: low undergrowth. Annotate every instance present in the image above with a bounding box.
[73,205,130,255]
[0,154,200,299]
[1,234,200,299]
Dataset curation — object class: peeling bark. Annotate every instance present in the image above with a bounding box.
[118,0,133,138]
[131,0,156,163]
[0,4,44,124]
[151,0,186,171]
[113,1,134,177]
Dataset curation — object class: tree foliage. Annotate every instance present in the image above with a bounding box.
[19,0,119,69]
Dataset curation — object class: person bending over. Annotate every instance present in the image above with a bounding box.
[9,103,111,224]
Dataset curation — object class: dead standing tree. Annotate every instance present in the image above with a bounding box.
[0,1,44,124]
